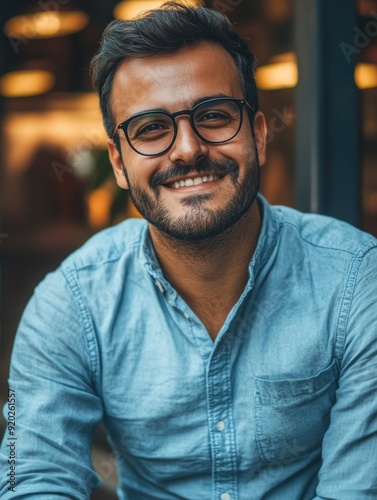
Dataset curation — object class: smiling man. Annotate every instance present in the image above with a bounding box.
[106,39,265,339]
[1,2,377,500]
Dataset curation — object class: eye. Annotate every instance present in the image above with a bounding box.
[128,113,172,141]
[195,110,233,129]
[137,122,169,136]
[197,110,230,122]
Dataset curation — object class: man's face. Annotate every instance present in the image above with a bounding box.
[108,42,267,241]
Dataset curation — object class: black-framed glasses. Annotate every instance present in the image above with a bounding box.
[112,97,254,157]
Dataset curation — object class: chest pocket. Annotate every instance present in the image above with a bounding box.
[254,360,338,464]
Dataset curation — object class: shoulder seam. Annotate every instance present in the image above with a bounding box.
[334,254,364,363]
[65,240,141,272]
[279,220,377,255]
[61,267,101,393]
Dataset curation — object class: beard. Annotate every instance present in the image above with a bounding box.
[122,156,260,242]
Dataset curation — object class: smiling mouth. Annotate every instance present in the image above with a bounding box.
[165,174,223,189]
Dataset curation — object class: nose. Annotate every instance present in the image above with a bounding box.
[167,115,209,164]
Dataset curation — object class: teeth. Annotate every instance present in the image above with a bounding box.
[170,175,220,189]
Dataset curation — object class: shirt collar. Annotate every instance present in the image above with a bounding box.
[247,193,279,281]
[140,193,279,290]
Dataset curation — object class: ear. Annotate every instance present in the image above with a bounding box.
[252,111,267,167]
[107,137,129,189]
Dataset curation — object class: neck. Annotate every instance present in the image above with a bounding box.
[149,199,262,338]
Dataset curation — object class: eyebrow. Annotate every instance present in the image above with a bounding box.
[123,93,233,122]
[191,93,231,107]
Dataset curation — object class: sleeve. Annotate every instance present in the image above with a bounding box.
[314,246,377,499]
[0,268,103,499]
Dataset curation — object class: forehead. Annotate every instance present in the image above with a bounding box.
[111,42,243,121]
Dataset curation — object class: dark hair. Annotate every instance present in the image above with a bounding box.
[90,1,259,138]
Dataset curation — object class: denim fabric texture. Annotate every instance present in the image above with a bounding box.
[1,195,377,499]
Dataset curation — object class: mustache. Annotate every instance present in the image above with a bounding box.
[150,158,239,189]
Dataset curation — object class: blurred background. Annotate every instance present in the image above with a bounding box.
[0,0,376,497]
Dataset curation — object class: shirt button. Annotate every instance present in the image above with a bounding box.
[216,421,225,431]
[184,313,190,319]
[221,493,231,500]
[155,280,165,293]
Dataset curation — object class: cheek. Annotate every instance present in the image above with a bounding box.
[213,135,255,167]
[123,156,161,189]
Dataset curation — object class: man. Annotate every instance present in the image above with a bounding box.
[1,2,377,499]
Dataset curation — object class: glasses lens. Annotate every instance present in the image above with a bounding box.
[193,99,242,143]
[127,112,174,155]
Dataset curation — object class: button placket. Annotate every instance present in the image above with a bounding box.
[207,340,238,499]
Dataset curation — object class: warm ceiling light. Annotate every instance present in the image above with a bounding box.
[4,11,89,39]
[0,70,55,97]
[355,63,377,89]
[257,58,298,90]
[114,0,201,20]
[269,52,296,64]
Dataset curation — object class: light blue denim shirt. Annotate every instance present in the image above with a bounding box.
[1,195,377,499]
